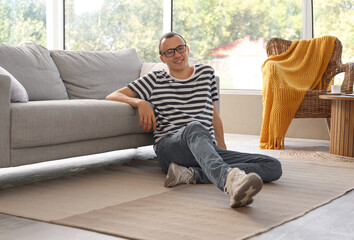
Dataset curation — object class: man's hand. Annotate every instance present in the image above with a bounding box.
[106,87,156,132]
[137,100,156,132]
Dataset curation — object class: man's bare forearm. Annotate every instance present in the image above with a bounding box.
[214,117,227,149]
[106,87,142,108]
[212,102,227,149]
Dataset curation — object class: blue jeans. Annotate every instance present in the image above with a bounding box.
[155,121,282,191]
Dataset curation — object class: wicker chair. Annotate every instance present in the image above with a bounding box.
[265,38,354,128]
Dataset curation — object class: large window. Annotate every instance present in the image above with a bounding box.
[0,0,46,46]
[313,0,354,85]
[64,0,163,62]
[1,1,352,90]
[173,0,302,89]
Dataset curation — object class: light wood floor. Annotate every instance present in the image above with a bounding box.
[0,134,353,240]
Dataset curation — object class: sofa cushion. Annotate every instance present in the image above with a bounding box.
[139,58,199,77]
[11,99,146,149]
[0,44,68,101]
[50,48,143,99]
[140,62,169,77]
[0,66,28,103]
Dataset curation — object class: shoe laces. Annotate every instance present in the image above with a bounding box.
[224,168,246,193]
[176,166,195,183]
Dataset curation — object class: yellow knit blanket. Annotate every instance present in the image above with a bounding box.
[260,36,336,149]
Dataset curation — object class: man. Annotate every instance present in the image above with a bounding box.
[106,32,282,208]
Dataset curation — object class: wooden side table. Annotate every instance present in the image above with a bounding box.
[319,94,354,157]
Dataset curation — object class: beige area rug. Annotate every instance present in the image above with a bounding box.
[1,153,354,240]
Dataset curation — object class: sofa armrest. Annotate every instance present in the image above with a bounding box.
[0,74,11,167]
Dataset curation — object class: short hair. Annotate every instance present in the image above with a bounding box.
[159,32,187,55]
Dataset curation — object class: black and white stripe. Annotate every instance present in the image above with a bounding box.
[128,64,219,145]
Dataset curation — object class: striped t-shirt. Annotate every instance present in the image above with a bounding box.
[127,64,219,145]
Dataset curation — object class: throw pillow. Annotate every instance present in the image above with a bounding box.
[0,66,29,103]
[0,44,68,101]
[50,48,143,99]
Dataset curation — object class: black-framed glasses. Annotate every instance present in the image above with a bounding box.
[161,45,187,58]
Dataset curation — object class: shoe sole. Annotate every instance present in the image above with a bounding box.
[230,173,263,208]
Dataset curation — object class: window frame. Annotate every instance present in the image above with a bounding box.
[48,0,314,50]
[46,0,64,49]
[46,0,315,92]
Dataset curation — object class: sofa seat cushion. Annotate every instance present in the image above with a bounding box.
[11,99,145,149]
[0,44,68,101]
[50,48,142,99]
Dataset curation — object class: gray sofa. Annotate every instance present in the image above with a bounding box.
[0,43,154,168]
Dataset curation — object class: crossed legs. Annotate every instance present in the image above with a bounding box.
[156,121,282,189]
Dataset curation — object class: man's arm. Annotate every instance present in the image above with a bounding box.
[106,87,156,132]
[212,101,227,149]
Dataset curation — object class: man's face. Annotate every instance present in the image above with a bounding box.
[159,35,190,73]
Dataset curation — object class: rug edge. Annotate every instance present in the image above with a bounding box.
[243,187,354,239]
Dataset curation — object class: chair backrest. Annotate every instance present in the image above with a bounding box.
[265,37,343,91]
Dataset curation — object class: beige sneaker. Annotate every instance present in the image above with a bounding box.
[224,168,263,208]
[164,162,196,187]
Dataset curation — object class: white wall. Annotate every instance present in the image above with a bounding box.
[220,92,330,140]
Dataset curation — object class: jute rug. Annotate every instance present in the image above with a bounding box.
[0,152,354,240]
